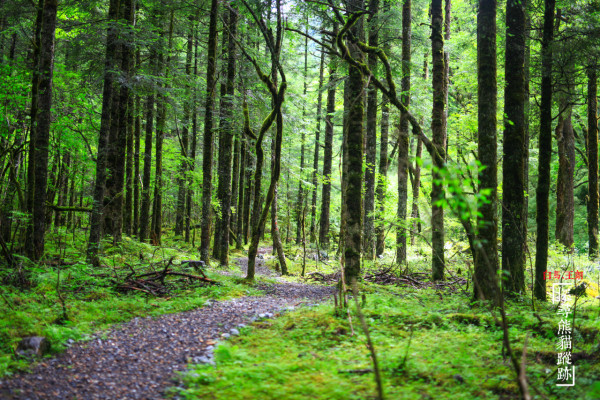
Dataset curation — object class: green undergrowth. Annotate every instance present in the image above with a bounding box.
[0,229,265,378]
[174,284,599,400]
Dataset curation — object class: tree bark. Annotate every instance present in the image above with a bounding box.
[431,0,446,281]
[310,44,326,243]
[31,0,58,260]
[105,0,134,243]
[502,0,527,294]
[473,0,500,304]
[342,0,365,283]
[87,0,120,265]
[555,107,575,248]
[319,27,337,249]
[534,0,555,301]
[176,23,194,237]
[397,0,411,266]
[139,48,156,243]
[200,0,219,264]
[587,66,598,258]
[216,5,237,266]
[363,0,379,260]
[25,0,44,252]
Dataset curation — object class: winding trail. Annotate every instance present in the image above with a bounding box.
[0,248,334,400]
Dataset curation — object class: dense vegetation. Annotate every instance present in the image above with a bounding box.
[1,0,599,398]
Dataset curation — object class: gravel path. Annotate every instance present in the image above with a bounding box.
[0,249,334,400]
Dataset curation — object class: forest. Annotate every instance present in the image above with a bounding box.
[0,0,599,399]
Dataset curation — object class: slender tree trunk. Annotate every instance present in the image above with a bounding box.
[236,138,246,249]
[200,0,219,264]
[363,0,379,260]
[87,0,119,265]
[176,23,194,237]
[473,0,499,303]
[231,135,241,245]
[25,0,44,252]
[150,12,174,246]
[132,53,141,237]
[431,0,446,281]
[375,93,389,256]
[397,0,411,265]
[534,0,555,301]
[319,29,337,249]
[243,140,254,244]
[216,5,237,265]
[186,20,199,243]
[310,45,326,243]
[296,20,309,245]
[588,66,598,258]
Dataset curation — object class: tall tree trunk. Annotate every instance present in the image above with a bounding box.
[132,53,141,237]
[431,0,446,281]
[216,5,237,266]
[176,23,194,237]
[186,19,199,243]
[243,136,254,244]
[151,11,174,246]
[87,0,119,265]
[236,138,246,249]
[410,51,428,246]
[588,66,598,258]
[555,107,575,248]
[25,0,44,252]
[105,0,134,244]
[310,45,326,243]
[319,28,337,249]
[296,19,309,245]
[375,93,389,256]
[31,0,58,261]
[473,0,499,303]
[231,135,241,245]
[200,0,219,264]
[342,0,365,283]
[502,0,527,294]
[534,0,555,301]
[363,0,379,260]
[139,48,156,243]
[397,0,411,265]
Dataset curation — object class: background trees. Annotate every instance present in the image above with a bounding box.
[0,0,598,301]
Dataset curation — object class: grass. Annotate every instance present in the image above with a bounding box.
[173,244,600,400]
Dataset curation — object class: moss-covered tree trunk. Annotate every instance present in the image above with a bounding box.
[363,0,379,260]
[342,0,365,283]
[502,0,527,294]
[555,106,575,248]
[473,0,499,304]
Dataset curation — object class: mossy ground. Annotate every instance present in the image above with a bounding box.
[174,244,600,400]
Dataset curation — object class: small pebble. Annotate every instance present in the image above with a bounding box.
[230,328,240,336]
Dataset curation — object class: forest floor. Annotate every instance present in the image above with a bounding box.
[1,235,599,400]
[0,247,335,399]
